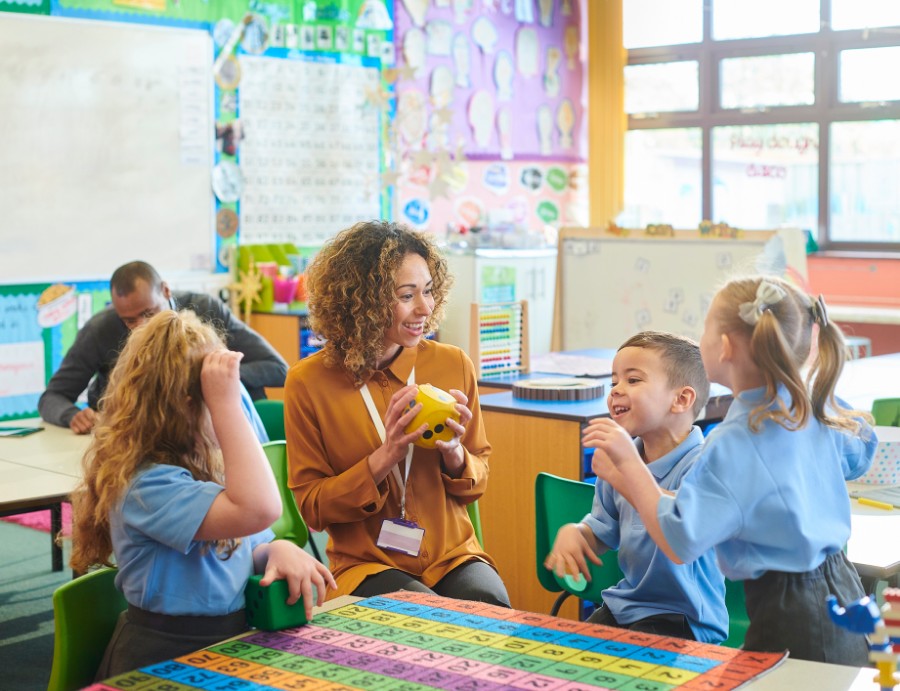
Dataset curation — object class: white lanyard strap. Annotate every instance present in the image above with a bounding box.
[360,368,415,519]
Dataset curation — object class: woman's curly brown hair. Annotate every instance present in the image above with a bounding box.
[306,220,452,387]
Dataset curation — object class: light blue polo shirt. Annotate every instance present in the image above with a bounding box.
[659,385,877,581]
[111,464,274,616]
[584,426,728,644]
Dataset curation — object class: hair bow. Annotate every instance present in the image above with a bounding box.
[738,281,787,326]
[810,294,829,327]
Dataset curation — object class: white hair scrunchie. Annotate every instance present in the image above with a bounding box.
[738,281,787,326]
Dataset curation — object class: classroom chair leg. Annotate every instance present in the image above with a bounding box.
[550,592,571,617]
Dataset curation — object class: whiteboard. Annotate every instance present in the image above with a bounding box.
[0,14,214,283]
[557,227,808,350]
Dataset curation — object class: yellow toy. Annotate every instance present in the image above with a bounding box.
[405,384,460,449]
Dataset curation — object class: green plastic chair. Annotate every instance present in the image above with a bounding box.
[723,578,749,649]
[254,399,286,441]
[467,500,483,547]
[48,567,127,691]
[872,398,900,427]
[535,472,624,616]
[263,441,309,548]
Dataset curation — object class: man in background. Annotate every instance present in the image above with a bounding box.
[39,260,288,435]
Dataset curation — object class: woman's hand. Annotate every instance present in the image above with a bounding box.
[544,523,603,583]
[368,384,428,483]
[434,389,472,477]
[257,540,336,622]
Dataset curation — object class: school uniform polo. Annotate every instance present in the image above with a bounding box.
[111,464,274,616]
[658,385,877,581]
[584,427,728,644]
[284,340,497,599]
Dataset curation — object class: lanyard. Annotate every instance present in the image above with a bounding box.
[360,368,415,519]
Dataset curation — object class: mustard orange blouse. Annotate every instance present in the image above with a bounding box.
[284,339,498,598]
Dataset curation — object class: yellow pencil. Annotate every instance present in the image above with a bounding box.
[856,497,895,511]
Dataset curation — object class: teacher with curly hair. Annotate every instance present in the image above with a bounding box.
[284,220,509,605]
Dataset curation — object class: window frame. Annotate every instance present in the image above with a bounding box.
[626,1,900,252]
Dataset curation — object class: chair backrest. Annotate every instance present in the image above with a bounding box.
[254,399,286,441]
[872,398,900,427]
[535,472,623,606]
[723,578,749,649]
[263,441,309,547]
[48,567,127,691]
[467,500,483,547]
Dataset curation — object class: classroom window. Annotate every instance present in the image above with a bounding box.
[625,62,699,114]
[623,0,900,250]
[620,128,702,229]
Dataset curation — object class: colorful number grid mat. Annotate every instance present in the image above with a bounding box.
[88,590,787,691]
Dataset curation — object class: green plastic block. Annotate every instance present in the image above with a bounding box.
[244,575,308,631]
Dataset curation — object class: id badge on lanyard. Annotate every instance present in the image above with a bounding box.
[360,369,424,557]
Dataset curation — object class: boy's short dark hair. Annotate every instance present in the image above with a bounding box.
[618,331,710,417]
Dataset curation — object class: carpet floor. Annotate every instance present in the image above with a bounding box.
[0,519,72,691]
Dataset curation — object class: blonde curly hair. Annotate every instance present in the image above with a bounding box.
[306,220,452,387]
[70,310,238,573]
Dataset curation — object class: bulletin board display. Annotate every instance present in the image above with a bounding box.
[394,0,586,161]
[235,52,383,247]
[557,227,810,351]
[92,590,787,691]
[0,13,215,283]
[0,282,109,421]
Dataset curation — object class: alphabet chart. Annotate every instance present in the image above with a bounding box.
[237,54,382,246]
[91,590,787,691]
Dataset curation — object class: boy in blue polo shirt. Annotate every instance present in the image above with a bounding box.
[545,331,727,643]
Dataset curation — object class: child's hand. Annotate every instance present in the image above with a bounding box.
[582,418,640,468]
[201,349,244,409]
[544,523,602,582]
[434,389,472,476]
[258,540,336,622]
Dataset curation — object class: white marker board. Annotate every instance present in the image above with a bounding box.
[557,227,808,350]
[0,14,214,283]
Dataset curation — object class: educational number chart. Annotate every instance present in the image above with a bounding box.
[91,590,786,691]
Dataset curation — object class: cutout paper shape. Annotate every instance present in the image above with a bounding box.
[544,46,561,98]
[403,28,427,76]
[538,0,554,27]
[468,90,495,149]
[453,33,471,87]
[497,107,513,160]
[494,51,515,101]
[516,27,539,77]
[515,0,534,22]
[564,25,579,68]
[472,17,498,54]
[430,65,455,109]
[397,90,428,146]
[557,98,575,148]
[426,21,454,55]
[401,0,428,27]
[453,0,473,24]
[537,104,553,155]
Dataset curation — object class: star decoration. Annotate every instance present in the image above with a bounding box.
[230,258,264,323]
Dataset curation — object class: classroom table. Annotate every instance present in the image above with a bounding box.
[87,593,880,691]
[0,420,88,571]
[477,351,900,616]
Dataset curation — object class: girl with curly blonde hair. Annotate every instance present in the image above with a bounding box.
[286,220,509,605]
[587,275,876,666]
[71,310,334,679]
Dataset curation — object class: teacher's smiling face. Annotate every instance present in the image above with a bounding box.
[378,252,434,368]
[113,277,172,331]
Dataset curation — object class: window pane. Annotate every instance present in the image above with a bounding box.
[712,0,819,40]
[624,0,702,49]
[830,120,900,243]
[712,124,818,232]
[832,0,900,30]
[619,128,702,228]
[625,62,699,114]
[840,47,900,102]
[720,53,815,109]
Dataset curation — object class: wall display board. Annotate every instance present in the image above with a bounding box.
[0,281,109,421]
[236,53,383,246]
[0,13,214,283]
[557,227,809,351]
